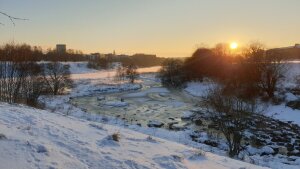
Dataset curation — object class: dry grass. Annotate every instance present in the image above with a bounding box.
[0,133,6,140]
[111,132,120,142]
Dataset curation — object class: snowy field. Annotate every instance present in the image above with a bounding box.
[1,62,299,169]
[0,103,266,169]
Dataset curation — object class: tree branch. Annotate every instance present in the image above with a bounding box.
[0,11,28,26]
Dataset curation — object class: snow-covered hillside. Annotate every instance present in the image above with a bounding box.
[0,103,266,169]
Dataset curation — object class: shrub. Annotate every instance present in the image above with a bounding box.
[114,65,139,83]
[42,62,73,95]
[87,57,109,69]
[183,47,229,81]
[114,66,126,82]
[111,132,120,142]
[242,42,286,98]
[0,133,6,140]
[204,86,257,157]
[0,61,44,106]
[125,64,139,84]
[158,58,185,88]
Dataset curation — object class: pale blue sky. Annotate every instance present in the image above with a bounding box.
[1,0,300,57]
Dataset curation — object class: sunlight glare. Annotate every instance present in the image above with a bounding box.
[230,42,238,49]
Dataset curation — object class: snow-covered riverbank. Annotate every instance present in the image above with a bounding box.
[32,62,300,168]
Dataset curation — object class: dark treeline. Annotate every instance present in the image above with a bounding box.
[0,43,86,62]
[267,44,300,60]
[88,53,165,69]
[0,43,165,68]
[110,54,165,67]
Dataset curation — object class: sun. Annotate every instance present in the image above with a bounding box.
[230,42,238,49]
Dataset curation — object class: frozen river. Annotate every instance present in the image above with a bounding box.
[71,74,203,130]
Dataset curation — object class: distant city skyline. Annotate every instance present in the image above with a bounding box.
[1,0,300,57]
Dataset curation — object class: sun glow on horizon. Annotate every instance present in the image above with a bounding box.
[230,42,238,49]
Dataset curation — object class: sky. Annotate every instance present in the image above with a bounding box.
[0,0,300,57]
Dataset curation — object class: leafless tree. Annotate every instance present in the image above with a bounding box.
[158,58,185,88]
[0,61,23,103]
[204,87,258,157]
[42,62,73,95]
[242,42,286,98]
[20,63,45,106]
[213,43,230,57]
[114,66,126,82]
[125,64,139,84]
[0,44,44,105]
[259,60,286,98]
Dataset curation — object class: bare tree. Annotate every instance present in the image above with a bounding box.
[258,51,286,98]
[158,58,185,88]
[20,62,45,106]
[204,87,257,157]
[0,11,27,26]
[125,64,139,84]
[0,44,27,103]
[242,42,286,98]
[114,66,126,82]
[213,43,230,57]
[0,44,44,106]
[0,61,23,103]
[42,62,73,95]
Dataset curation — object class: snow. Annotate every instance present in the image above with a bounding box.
[66,62,98,74]
[71,65,161,80]
[33,62,300,168]
[247,146,274,156]
[104,101,128,107]
[124,87,169,97]
[184,81,217,97]
[285,92,299,101]
[283,63,300,88]
[0,103,266,169]
[264,104,300,125]
[97,96,106,101]
[147,120,165,128]
[263,63,300,125]
[181,111,195,120]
